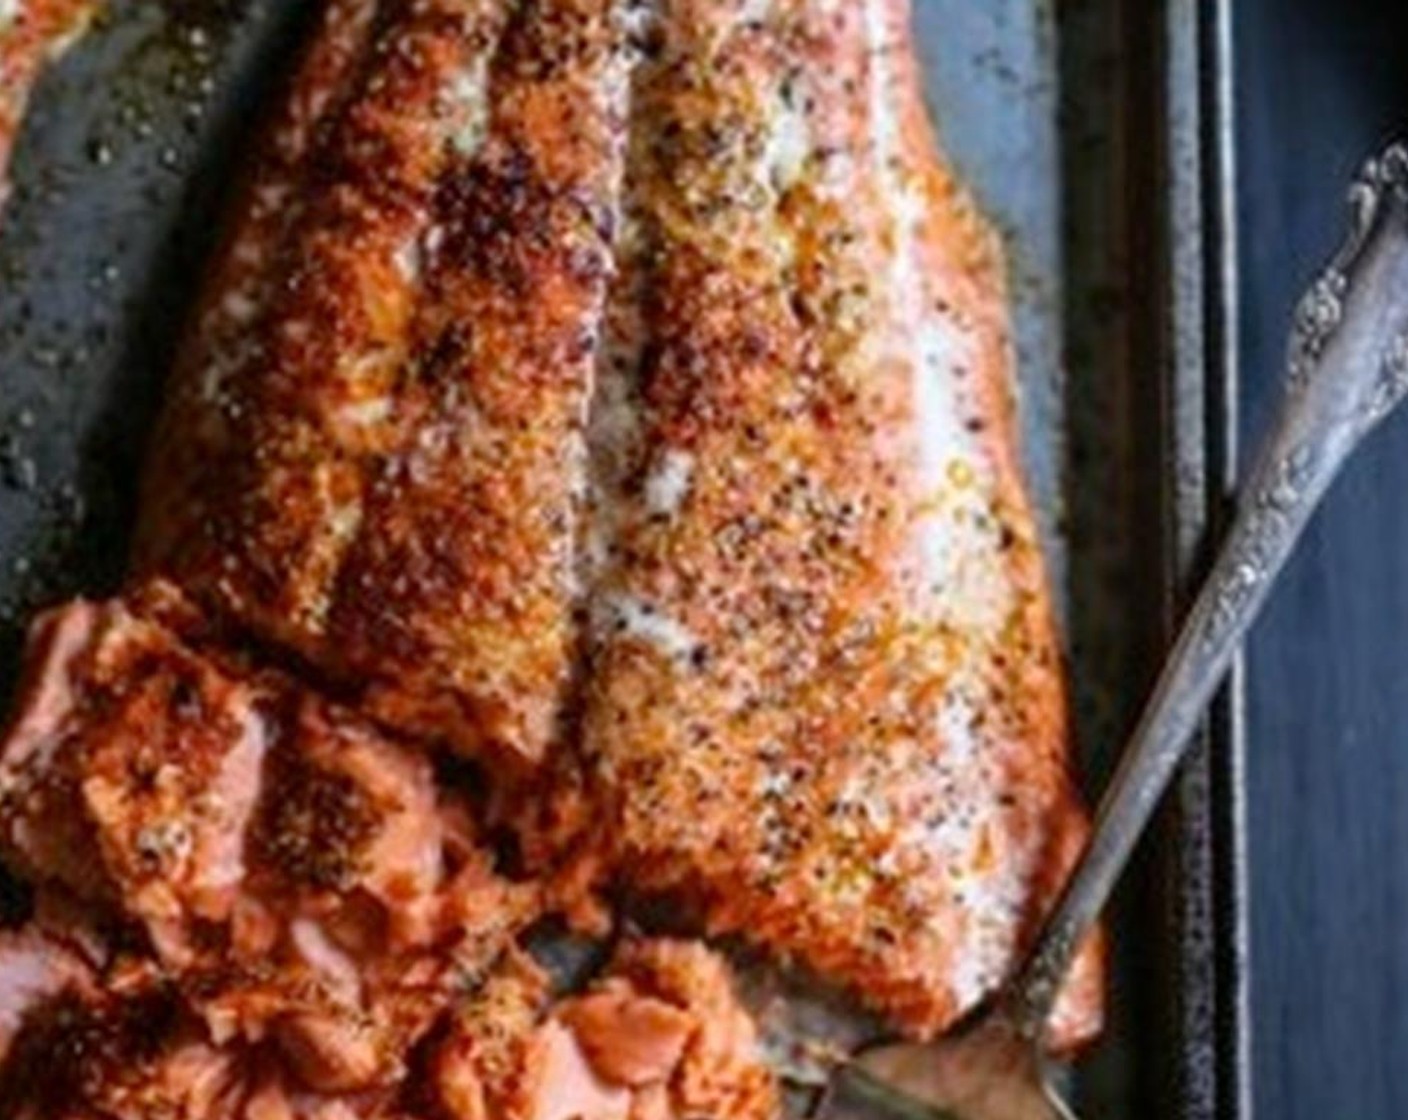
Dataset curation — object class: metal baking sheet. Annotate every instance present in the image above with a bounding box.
[0,1,1248,1116]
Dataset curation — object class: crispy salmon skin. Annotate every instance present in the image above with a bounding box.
[582,0,1101,1045]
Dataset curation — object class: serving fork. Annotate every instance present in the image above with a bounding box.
[816,139,1408,1120]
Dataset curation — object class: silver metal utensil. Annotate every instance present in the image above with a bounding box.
[817,140,1408,1120]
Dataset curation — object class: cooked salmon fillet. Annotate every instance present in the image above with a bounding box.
[0,585,541,1092]
[3,0,1102,1080]
[0,0,97,210]
[428,939,779,1120]
[136,0,629,769]
[582,0,1101,1045]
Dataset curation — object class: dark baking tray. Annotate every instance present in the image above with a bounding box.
[0,1,1248,1115]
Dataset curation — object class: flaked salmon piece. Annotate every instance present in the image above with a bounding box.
[137,0,631,769]
[556,982,693,1088]
[0,973,248,1120]
[583,0,1101,1045]
[570,939,780,1120]
[30,885,114,972]
[0,927,94,1066]
[0,585,542,1091]
[428,939,779,1120]
[0,0,97,211]
[426,948,554,1120]
[0,960,402,1119]
[242,1076,415,1120]
[0,927,423,1118]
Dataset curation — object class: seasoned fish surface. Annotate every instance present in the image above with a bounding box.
[137,0,627,768]
[583,0,1101,1045]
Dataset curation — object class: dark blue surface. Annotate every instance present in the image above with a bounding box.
[1237,4,1408,1117]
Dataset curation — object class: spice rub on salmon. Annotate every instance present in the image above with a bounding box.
[427,939,779,1120]
[0,0,97,211]
[0,584,542,1092]
[136,0,630,768]
[583,0,1101,1045]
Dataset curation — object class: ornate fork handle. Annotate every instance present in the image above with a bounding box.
[1010,141,1408,1035]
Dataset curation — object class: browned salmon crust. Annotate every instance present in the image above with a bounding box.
[582,0,1100,1045]
[0,0,97,209]
[136,0,629,770]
